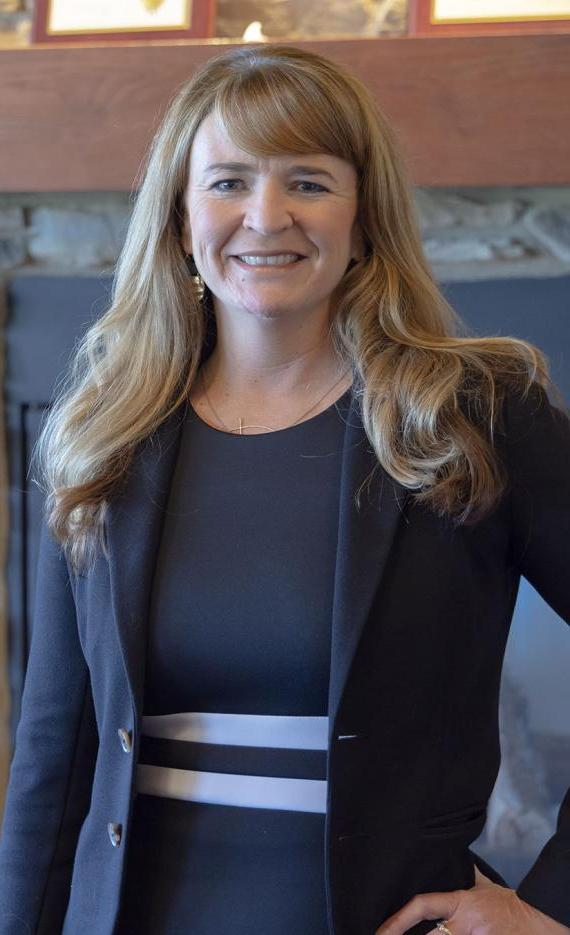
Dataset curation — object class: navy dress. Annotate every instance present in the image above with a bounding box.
[117,384,352,934]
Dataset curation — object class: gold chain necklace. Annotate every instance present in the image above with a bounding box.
[198,366,351,435]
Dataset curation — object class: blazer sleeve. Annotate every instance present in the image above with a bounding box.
[499,381,570,925]
[0,515,99,935]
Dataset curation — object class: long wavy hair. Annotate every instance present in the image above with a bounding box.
[32,42,565,576]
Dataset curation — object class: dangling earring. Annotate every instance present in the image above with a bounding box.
[185,253,206,299]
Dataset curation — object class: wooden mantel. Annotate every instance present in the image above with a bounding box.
[0,34,569,191]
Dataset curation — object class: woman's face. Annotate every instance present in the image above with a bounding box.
[181,112,364,326]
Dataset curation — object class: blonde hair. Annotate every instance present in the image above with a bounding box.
[33,43,565,575]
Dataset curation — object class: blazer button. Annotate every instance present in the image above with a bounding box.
[108,822,122,847]
[118,727,133,753]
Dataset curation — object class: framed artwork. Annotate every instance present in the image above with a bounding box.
[32,0,217,44]
[408,0,570,36]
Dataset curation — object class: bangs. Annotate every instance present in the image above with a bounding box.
[212,68,365,170]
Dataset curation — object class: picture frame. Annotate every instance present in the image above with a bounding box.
[408,0,570,36]
[32,0,217,44]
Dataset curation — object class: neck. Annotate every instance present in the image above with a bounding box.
[200,333,348,405]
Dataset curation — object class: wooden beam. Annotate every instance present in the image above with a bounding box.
[0,35,569,190]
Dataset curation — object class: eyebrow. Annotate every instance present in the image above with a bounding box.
[203,161,338,182]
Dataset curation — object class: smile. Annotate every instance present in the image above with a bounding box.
[232,255,306,270]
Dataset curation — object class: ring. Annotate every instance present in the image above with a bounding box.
[436,923,453,935]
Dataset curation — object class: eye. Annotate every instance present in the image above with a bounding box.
[210,179,242,192]
[210,179,328,195]
[296,181,328,193]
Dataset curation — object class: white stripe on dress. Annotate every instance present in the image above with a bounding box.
[136,763,327,813]
[141,711,329,749]
[136,712,329,811]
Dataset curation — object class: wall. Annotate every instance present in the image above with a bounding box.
[1,186,570,280]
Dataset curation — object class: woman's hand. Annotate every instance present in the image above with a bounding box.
[374,867,570,934]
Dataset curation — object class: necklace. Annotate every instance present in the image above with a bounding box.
[198,365,352,435]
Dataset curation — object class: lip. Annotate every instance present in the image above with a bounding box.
[231,251,307,258]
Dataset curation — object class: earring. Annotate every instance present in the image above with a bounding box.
[185,253,207,302]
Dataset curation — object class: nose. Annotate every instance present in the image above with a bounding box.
[242,180,294,234]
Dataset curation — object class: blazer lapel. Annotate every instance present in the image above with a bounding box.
[106,403,188,710]
[327,393,410,737]
[105,392,410,727]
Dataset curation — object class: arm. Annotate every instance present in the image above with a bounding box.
[0,516,98,935]
[375,380,570,935]
[501,381,570,925]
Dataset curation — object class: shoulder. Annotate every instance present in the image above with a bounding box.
[496,379,570,487]
[499,380,569,444]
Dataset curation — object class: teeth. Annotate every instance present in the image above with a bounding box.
[237,254,301,266]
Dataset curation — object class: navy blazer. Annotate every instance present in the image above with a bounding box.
[1,381,569,935]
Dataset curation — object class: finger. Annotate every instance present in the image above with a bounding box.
[425,925,462,935]
[374,890,463,935]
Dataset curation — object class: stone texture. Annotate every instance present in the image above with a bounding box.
[0,207,24,231]
[524,205,570,262]
[0,237,26,270]
[415,190,523,230]
[413,193,457,230]
[489,237,532,260]
[216,0,406,40]
[424,237,495,262]
[0,187,567,279]
[429,255,567,283]
[0,207,26,270]
[424,234,537,264]
[28,207,130,269]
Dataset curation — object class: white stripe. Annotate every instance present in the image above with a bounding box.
[141,712,329,749]
[136,764,327,813]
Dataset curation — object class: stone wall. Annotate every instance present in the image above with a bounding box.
[1,187,569,282]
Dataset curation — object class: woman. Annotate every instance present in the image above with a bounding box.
[0,43,569,935]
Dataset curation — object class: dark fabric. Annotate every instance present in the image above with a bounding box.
[118,798,328,935]
[0,381,569,935]
[119,389,349,933]
[142,386,350,716]
[137,735,327,779]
